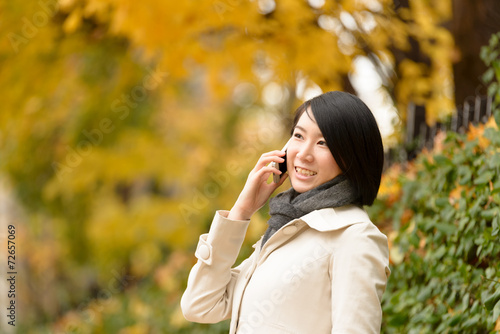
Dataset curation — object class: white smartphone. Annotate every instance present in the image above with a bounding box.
[271,139,291,183]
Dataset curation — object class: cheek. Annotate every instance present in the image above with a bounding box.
[321,154,341,176]
[286,151,295,171]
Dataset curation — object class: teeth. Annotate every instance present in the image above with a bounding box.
[295,167,317,176]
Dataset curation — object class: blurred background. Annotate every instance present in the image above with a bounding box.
[1,0,500,333]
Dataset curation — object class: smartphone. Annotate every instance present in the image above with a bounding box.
[272,140,290,183]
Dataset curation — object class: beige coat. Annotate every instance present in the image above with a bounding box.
[181,205,390,333]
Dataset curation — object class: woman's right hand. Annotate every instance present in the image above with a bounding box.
[227,150,288,220]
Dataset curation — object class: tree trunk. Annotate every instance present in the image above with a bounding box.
[450,0,500,106]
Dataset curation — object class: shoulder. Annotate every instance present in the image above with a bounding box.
[299,205,373,232]
[300,206,388,253]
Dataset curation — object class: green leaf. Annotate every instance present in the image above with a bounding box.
[435,223,456,235]
[493,300,500,323]
[488,154,500,169]
[488,82,499,98]
[480,208,498,220]
[483,68,495,83]
[462,313,481,328]
[435,197,449,208]
[484,289,500,311]
[491,32,500,47]
[493,216,499,236]
[433,245,447,259]
[487,50,500,65]
[448,313,462,326]
[481,45,492,65]
[474,171,495,185]
[434,155,451,166]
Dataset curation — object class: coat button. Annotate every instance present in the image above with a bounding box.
[197,244,210,260]
[283,224,298,235]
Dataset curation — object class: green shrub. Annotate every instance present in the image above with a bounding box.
[481,32,500,111]
[370,120,500,333]
[369,31,500,334]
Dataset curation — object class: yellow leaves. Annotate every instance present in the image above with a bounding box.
[397,54,454,123]
[425,96,455,124]
[154,251,189,293]
[385,1,454,123]
[434,0,452,20]
[128,296,152,321]
[399,59,426,79]
[119,323,150,334]
[83,0,112,22]
[485,115,499,130]
[387,230,404,265]
[410,1,441,33]
[170,305,189,328]
[378,164,403,204]
[60,0,111,32]
[247,212,269,242]
[398,59,431,105]
[468,123,490,149]
[52,310,87,334]
[131,243,162,277]
[377,17,408,52]
[467,116,498,152]
[63,7,82,33]
[448,183,468,208]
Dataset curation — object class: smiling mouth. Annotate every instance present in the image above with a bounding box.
[295,167,317,177]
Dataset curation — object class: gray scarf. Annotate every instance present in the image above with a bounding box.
[261,174,359,248]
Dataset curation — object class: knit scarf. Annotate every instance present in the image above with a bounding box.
[261,174,359,248]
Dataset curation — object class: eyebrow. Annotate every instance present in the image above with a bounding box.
[294,125,324,138]
[294,125,307,132]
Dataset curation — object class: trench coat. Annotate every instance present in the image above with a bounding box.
[181,205,391,334]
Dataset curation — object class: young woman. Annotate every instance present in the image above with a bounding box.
[181,91,391,333]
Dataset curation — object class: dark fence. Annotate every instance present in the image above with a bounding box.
[385,95,495,168]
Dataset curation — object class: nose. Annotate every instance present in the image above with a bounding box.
[296,143,314,162]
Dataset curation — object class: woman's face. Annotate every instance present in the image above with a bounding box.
[286,109,342,193]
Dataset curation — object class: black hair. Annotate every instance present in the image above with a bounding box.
[291,91,384,206]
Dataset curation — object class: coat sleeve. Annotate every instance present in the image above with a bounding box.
[180,210,254,324]
[329,223,391,334]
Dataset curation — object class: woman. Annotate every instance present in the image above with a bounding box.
[181,91,391,333]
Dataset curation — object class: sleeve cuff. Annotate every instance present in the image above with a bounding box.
[194,210,251,266]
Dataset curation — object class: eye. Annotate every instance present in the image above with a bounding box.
[293,133,304,140]
[318,140,327,146]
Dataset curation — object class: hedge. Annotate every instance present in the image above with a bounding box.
[368,117,500,333]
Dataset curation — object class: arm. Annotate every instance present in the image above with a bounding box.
[181,150,288,323]
[180,210,253,323]
[329,223,391,334]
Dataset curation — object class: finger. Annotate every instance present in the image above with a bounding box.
[254,155,286,170]
[261,150,287,157]
[253,165,279,182]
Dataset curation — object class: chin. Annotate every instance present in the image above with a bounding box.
[290,179,315,193]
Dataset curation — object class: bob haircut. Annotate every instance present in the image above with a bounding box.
[291,91,384,206]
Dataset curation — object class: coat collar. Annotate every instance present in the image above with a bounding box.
[252,205,370,250]
[298,205,371,232]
